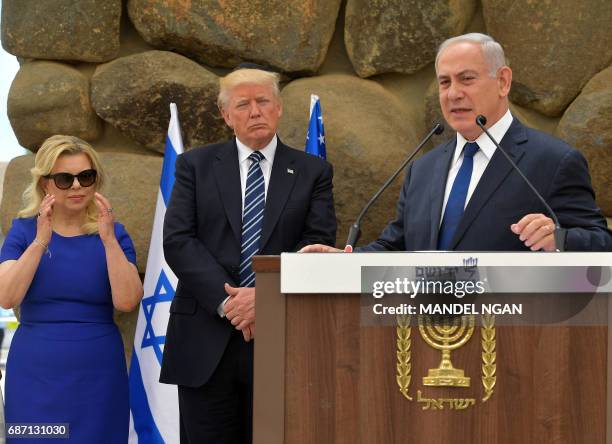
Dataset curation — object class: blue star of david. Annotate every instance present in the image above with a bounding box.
[141,269,175,365]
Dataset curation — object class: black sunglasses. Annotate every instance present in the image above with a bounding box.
[44,169,97,190]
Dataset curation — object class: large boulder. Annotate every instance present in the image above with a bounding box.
[0,152,161,274]
[91,50,232,153]
[483,0,612,116]
[1,0,121,62]
[7,61,102,151]
[0,156,31,236]
[345,0,476,77]
[279,74,419,246]
[556,67,612,215]
[127,0,342,73]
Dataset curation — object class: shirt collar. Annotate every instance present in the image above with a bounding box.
[454,109,513,163]
[236,134,278,165]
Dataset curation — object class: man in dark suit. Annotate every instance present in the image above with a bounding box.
[303,33,611,253]
[160,67,336,443]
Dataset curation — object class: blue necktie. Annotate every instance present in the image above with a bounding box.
[239,151,266,287]
[437,142,480,250]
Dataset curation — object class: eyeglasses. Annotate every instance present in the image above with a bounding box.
[44,169,97,190]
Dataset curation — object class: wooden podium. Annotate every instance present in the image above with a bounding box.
[252,252,612,444]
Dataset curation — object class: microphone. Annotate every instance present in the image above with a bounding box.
[475,115,566,251]
[346,123,444,248]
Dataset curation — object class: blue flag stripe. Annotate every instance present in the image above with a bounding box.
[160,137,178,207]
[129,353,165,443]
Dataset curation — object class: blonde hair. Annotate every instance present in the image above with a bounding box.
[217,68,281,110]
[18,135,106,234]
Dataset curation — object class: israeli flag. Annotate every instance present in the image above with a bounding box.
[305,94,327,159]
[128,103,183,443]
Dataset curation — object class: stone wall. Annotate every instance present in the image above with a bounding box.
[0,162,6,203]
[1,0,611,360]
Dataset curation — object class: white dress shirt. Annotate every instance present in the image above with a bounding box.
[236,135,277,214]
[440,109,514,223]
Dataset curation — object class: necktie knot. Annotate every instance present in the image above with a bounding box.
[464,142,479,158]
[249,151,265,164]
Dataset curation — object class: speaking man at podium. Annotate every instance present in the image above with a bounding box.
[303,32,611,254]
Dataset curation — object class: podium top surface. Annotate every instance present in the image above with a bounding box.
[279,251,612,293]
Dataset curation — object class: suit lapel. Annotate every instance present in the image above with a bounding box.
[259,143,297,251]
[429,140,456,249]
[213,140,242,244]
[449,119,528,249]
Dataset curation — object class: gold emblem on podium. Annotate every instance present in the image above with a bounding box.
[396,314,496,409]
[419,315,474,387]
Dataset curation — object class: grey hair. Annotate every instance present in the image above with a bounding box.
[435,33,507,77]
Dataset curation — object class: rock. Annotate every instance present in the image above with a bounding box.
[556,67,612,215]
[1,0,121,62]
[0,162,8,205]
[482,0,612,116]
[0,155,35,237]
[127,0,342,73]
[278,74,419,246]
[91,50,232,153]
[7,61,102,151]
[0,152,162,274]
[345,0,477,77]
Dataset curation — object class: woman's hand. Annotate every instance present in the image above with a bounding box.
[94,192,116,245]
[1,195,56,308]
[36,194,55,245]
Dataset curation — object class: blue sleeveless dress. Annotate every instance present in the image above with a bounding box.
[0,217,137,443]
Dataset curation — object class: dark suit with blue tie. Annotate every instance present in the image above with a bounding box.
[360,118,611,252]
[160,138,336,442]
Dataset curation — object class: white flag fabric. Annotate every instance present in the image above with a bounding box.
[128,103,183,443]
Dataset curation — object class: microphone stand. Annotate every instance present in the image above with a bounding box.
[475,115,566,251]
[346,123,444,248]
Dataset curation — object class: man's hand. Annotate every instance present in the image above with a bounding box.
[241,323,255,342]
[223,284,255,330]
[299,244,352,253]
[511,213,556,251]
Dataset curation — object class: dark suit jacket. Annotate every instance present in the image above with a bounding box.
[160,138,336,387]
[360,118,611,252]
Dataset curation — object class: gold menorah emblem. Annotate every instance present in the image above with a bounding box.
[418,315,475,387]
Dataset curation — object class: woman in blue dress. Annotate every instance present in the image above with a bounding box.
[0,135,144,443]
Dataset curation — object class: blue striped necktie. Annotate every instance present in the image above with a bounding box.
[239,151,266,287]
[437,142,480,250]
